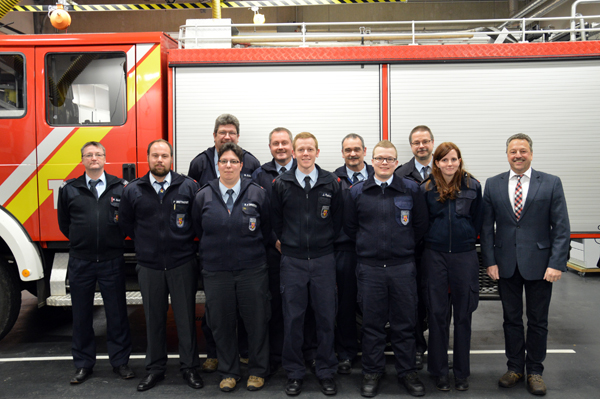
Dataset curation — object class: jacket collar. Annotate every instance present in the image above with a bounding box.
[362,173,407,193]
[262,158,297,174]
[279,164,335,188]
[72,172,121,189]
[207,176,253,203]
[334,162,373,182]
[140,171,183,188]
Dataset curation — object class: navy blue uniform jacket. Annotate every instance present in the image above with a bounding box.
[188,146,260,186]
[344,175,428,266]
[57,173,126,262]
[480,169,570,280]
[252,158,297,249]
[119,171,199,270]
[193,177,271,272]
[421,174,483,253]
[333,163,374,252]
[271,165,343,260]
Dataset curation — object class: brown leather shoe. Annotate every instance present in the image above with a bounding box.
[498,371,524,388]
[527,374,547,396]
[201,358,218,373]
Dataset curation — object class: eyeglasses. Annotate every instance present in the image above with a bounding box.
[372,157,397,163]
[82,153,105,159]
[218,159,241,165]
[411,140,432,147]
[216,131,238,137]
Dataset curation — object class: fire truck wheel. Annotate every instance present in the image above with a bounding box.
[0,258,21,341]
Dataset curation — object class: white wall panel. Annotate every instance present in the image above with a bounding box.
[174,64,381,174]
[390,60,600,233]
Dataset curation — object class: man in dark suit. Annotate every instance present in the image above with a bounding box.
[394,125,435,370]
[481,133,570,396]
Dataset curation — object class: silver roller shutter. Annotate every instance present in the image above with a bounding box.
[174,64,381,175]
[390,60,600,234]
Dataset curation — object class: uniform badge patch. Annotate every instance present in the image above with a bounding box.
[401,210,410,225]
[321,206,330,219]
[114,212,119,223]
[249,217,257,231]
[177,214,185,228]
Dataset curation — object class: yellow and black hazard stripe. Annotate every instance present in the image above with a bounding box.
[11,0,406,12]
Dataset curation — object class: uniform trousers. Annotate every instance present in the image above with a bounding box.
[280,254,338,380]
[422,249,479,379]
[357,261,417,377]
[267,247,284,369]
[69,256,131,369]
[200,300,249,359]
[498,267,552,376]
[334,250,359,361]
[137,258,201,374]
[203,264,270,379]
[414,254,429,355]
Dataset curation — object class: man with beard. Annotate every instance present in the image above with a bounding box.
[394,125,435,371]
[332,134,373,374]
[120,139,203,392]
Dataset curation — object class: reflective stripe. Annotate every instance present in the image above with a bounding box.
[0,127,74,206]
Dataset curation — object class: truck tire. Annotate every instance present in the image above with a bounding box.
[0,258,21,341]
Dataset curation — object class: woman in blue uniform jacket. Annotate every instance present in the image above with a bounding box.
[420,142,483,392]
[192,142,271,392]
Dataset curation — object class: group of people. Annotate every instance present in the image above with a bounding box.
[57,114,570,397]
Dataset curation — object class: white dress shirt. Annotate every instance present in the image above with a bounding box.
[508,168,532,210]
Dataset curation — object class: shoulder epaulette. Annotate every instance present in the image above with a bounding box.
[61,178,77,188]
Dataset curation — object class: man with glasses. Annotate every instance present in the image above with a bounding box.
[58,141,133,384]
[188,113,261,186]
[345,140,428,397]
[395,125,435,371]
[271,132,343,396]
[187,113,259,372]
[332,133,374,374]
[395,125,435,183]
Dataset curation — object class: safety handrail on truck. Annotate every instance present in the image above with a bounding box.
[178,14,600,48]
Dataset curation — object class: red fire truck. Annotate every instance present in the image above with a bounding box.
[1,30,599,340]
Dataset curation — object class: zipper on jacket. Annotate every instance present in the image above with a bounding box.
[96,192,100,262]
[306,191,310,259]
[448,200,452,253]
[159,186,167,270]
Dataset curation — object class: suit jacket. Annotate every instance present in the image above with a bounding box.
[480,168,570,281]
[395,157,425,183]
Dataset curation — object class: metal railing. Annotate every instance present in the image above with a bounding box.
[178,14,600,48]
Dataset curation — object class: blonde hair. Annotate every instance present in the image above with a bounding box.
[372,140,397,158]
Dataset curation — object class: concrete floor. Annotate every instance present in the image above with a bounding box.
[1,269,599,398]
